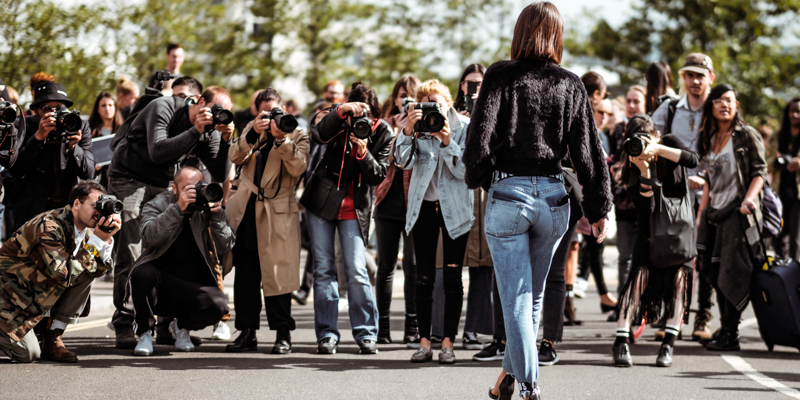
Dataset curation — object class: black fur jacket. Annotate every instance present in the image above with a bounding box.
[463,58,612,224]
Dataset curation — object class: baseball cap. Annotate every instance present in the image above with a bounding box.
[679,53,714,75]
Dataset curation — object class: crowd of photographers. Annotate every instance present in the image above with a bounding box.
[0,18,799,396]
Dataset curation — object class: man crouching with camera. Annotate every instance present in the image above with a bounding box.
[130,166,234,356]
[0,181,120,363]
[224,88,309,354]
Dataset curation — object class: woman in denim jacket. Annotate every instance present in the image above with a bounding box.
[394,79,474,364]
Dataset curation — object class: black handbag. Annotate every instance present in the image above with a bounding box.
[644,164,697,268]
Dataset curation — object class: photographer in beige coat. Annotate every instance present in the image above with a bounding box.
[224,88,309,354]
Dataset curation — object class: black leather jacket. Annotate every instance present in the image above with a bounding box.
[299,106,393,244]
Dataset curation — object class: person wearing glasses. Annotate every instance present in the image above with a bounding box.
[7,82,95,231]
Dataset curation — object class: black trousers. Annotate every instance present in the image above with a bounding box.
[130,263,228,336]
[413,201,468,342]
[541,220,578,342]
[233,245,296,331]
[579,231,609,295]
[375,218,416,320]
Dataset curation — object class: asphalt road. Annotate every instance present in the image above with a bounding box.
[2,249,800,399]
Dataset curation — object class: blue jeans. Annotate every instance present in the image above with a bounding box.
[307,212,378,343]
[485,176,569,388]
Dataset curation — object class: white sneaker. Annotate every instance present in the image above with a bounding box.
[134,331,153,356]
[338,298,349,313]
[211,321,231,340]
[170,319,195,352]
[574,278,588,298]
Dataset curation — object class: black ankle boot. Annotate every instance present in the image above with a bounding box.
[706,328,740,351]
[378,315,392,344]
[404,314,420,347]
[225,328,257,353]
[271,328,292,354]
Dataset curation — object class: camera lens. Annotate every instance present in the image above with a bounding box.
[624,138,644,157]
[0,105,15,124]
[424,112,445,133]
[59,113,82,133]
[203,183,224,203]
[276,114,299,133]
[216,109,234,125]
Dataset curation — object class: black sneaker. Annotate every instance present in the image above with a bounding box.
[706,328,740,351]
[317,336,338,354]
[358,338,379,354]
[472,339,505,361]
[271,328,292,354]
[538,340,559,366]
[462,331,483,350]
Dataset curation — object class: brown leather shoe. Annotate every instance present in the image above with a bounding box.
[41,328,78,363]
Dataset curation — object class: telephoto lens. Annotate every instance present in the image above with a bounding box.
[0,102,16,124]
[94,195,123,233]
[348,107,372,139]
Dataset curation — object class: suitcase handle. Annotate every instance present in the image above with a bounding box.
[739,205,771,270]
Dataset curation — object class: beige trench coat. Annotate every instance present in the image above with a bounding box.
[224,121,309,297]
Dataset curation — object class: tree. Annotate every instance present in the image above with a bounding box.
[565,0,800,125]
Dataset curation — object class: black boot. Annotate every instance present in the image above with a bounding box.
[271,328,292,354]
[225,329,258,353]
[404,314,420,348]
[706,328,740,351]
[563,296,582,326]
[377,315,392,344]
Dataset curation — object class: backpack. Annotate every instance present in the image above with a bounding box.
[761,185,783,238]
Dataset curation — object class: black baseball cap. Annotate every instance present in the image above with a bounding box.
[30,82,73,109]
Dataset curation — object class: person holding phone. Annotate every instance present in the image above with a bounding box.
[454,64,486,118]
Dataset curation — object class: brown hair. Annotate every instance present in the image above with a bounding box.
[347,81,382,119]
[116,76,139,96]
[381,75,421,119]
[325,80,343,91]
[30,72,55,93]
[5,86,18,104]
[166,43,183,54]
[645,61,673,113]
[200,86,232,105]
[510,2,563,64]
[88,91,124,137]
[255,87,284,109]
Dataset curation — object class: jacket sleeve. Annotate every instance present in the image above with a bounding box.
[66,120,95,180]
[229,121,258,165]
[0,115,24,168]
[355,123,391,186]
[146,101,201,164]
[662,134,699,169]
[463,65,505,190]
[439,115,468,180]
[313,107,347,144]
[209,208,235,256]
[140,197,185,249]
[745,126,768,182]
[29,219,94,287]
[565,82,613,224]
[276,130,309,178]
[196,130,231,183]
[12,117,46,177]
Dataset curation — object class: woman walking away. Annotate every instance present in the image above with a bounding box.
[696,84,767,351]
[464,2,612,398]
[611,114,699,368]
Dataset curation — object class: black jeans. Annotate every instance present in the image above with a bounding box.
[716,290,743,330]
[579,231,609,295]
[541,220,577,342]
[413,201,468,342]
[233,245,296,331]
[130,263,228,336]
[375,218,416,320]
[465,266,494,335]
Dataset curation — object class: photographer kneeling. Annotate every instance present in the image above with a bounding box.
[225,88,309,354]
[612,114,699,368]
[130,166,235,356]
[0,181,119,363]
[300,82,392,355]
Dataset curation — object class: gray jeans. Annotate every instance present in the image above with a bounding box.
[108,177,169,330]
[0,276,93,362]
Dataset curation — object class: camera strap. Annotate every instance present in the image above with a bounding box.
[402,131,419,170]
[253,140,284,201]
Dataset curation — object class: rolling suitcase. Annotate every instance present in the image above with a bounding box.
[751,258,800,352]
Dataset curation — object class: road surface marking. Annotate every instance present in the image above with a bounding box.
[722,355,800,399]
[740,317,758,329]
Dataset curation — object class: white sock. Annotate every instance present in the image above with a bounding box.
[50,319,68,331]
[665,325,680,337]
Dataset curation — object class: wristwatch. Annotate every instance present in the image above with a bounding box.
[84,244,100,258]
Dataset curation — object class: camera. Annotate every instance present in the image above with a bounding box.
[188,181,224,212]
[153,70,175,91]
[48,106,82,140]
[261,107,299,133]
[206,104,234,132]
[0,101,17,131]
[464,81,479,114]
[347,107,372,139]
[406,102,445,134]
[623,132,651,157]
[776,154,795,169]
[94,195,122,233]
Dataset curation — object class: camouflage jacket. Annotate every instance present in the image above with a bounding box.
[0,207,113,341]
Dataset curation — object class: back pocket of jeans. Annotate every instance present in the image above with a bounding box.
[550,199,570,238]
[485,198,525,237]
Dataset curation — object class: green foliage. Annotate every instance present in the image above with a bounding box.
[565,0,800,126]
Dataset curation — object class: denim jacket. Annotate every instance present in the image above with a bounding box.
[395,109,474,238]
